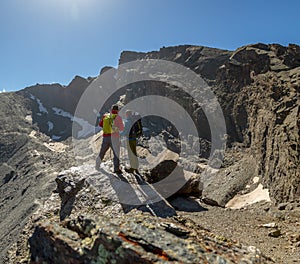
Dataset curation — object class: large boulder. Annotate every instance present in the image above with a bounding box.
[202,155,259,207]
[146,149,203,198]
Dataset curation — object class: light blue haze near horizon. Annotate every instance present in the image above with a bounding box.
[0,0,299,92]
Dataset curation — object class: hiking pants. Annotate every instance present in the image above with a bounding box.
[99,136,120,170]
[127,139,139,170]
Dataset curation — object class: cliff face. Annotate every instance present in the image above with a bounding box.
[244,70,299,202]
[216,44,300,203]
[119,43,300,203]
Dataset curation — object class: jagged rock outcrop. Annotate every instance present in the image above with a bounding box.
[119,45,232,82]
[119,43,300,204]
[16,161,270,263]
[28,213,269,264]
[55,164,177,219]
[241,70,299,203]
[214,44,299,203]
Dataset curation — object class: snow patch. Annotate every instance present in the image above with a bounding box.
[174,53,182,60]
[52,135,61,140]
[47,121,54,132]
[29,93,48,114]
[25,115,33,123]
[252,176,260,184]
[36,98,48,113]
[29,94,35,100]
[52,107,95,137]
[225,184,271,209]
[43,141,67,153]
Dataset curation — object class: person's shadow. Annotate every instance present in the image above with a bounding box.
[167,196,208,212]
[99,168,177,218]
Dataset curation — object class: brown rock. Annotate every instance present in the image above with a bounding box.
[268,229,281,238]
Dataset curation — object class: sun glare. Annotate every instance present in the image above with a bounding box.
[37,0,100,20]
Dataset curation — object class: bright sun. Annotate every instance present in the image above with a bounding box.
[38,0,100,21]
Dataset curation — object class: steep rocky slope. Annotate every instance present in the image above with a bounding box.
[0,92,75,263]
[118,43,300,203]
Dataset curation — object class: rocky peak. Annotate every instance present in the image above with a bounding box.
[67,75,91,91]
[99,66,115,75]
[119,45,231,81]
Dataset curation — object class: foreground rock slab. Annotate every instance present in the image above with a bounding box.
[55,163,177,219]
[29,213,270,264]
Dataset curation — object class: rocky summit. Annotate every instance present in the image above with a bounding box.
[0,43,299,263]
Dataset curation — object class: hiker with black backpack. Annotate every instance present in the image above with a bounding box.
[121,110,143,173]
[96,104,124,173]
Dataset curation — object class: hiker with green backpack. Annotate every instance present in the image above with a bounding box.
[121,110,143,173]
[96,104,124,173]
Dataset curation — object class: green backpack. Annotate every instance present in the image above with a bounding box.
[102,113,118,134]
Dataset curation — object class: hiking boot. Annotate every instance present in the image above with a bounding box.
[95,156,101,170]
[125,167,135,173]
[113,168,122,174]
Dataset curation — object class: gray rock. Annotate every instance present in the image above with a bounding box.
[277,203,288,211]
[268,229,281,238]
[202,156,258,207]
[168,197,206,212]
[146,149,203,198]
[201,197,221,207]
[56,164,177,219]
[28,214,270,263]
[261,222,278,228]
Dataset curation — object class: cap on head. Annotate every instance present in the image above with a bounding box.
[112,104,119,111]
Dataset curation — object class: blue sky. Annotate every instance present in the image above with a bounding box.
[1,0,299,92]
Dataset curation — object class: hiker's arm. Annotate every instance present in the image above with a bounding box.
[99,116,104,127]
[120,119,129,136]
[116,116,124,132]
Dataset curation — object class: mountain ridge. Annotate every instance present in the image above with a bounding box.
[0,42,299,263]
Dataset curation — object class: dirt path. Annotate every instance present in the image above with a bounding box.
[179,202,300,263]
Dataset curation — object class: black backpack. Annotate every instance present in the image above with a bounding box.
[129,113,143,138]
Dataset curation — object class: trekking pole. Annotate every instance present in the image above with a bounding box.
[121,138,124,165]
[120,138,125,165]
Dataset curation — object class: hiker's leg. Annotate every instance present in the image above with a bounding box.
[128,139,139,170]
[111,137,120,170]
[99,137,111,160]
